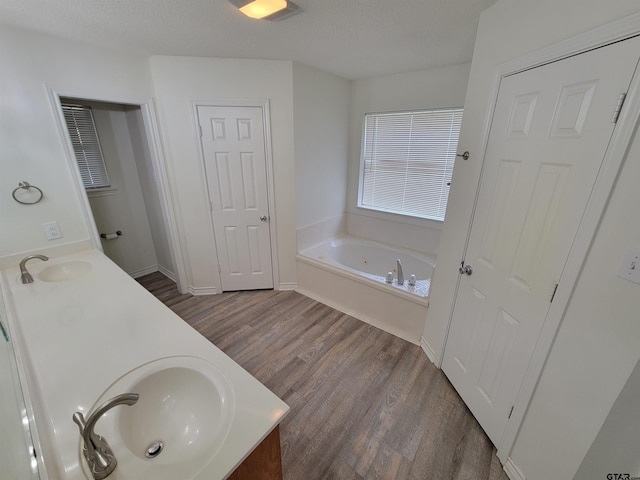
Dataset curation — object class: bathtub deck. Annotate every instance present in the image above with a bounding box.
[138,272,508,480]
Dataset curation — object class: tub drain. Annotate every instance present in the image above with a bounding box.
[145,440,164,459]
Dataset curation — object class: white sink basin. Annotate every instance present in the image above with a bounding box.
[81,356,235,480]
[38,261,91,282]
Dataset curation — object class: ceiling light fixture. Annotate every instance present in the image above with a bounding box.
[229,0,301,20]
[240,0,286,18]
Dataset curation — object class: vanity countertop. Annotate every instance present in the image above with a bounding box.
[1,248,289,480]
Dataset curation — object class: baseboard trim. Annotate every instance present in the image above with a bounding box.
[129,265,159,279]
[278,282,298,291]
[420,336,438,365]
[158,265,176,282]
[503,457,526,480]
[188,285,217,296]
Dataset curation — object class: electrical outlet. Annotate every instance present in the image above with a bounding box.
[42,221,63,240]
[617,248,640,285]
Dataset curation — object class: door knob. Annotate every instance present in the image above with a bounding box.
[259,215,268,222]
[459,263,473,275]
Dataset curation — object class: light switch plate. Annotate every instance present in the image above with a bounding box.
[617,248,640,285]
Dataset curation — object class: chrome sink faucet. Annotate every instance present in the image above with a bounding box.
[396,259,404,285]
[19,254,49,284]
[73,393,139,480]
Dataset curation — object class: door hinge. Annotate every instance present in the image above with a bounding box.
[612,93,627,124]
[198,125,203,137]
[550,283,559,303]
[508,405,515,419]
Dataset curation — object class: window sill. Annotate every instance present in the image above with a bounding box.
[87,187,118,198]
[356,204,444,225]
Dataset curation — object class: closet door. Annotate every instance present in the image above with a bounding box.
[442,36,640,445]
[198,105,274,291]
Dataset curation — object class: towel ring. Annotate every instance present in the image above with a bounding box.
[12,181,44,205]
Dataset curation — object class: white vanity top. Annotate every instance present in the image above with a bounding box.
[2,248,289,480]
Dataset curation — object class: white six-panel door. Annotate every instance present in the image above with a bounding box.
[198,105,274,291]
[442,36,640,446]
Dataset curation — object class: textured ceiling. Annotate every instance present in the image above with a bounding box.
[0,0,497,80]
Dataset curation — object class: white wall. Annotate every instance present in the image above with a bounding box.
[124,106,176,276]
[347,64,470,254]
[573,357,640,479]
[149,56,297,292]
[292,63,351,250]
[422,2,640,479]
[0,25,154,258]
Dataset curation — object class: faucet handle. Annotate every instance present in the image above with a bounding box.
[72,412,107,454]
[73,411,117,476]
[73,411,102,444]
[72,411,86,432]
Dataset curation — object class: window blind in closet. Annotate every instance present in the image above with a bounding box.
[61,104,110,190]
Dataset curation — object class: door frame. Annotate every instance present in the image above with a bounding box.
[47,88,189,292]
[439,13,640,467]
[192,98,280,292]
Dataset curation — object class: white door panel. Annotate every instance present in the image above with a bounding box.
[198,105,274,291]
[443,37,640,445]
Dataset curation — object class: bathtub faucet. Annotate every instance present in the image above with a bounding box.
[396,259,404,285]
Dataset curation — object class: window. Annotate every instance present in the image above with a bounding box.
[61,104,110,190]
[359,108,463,221]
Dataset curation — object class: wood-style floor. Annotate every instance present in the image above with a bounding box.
[137,272,508,480]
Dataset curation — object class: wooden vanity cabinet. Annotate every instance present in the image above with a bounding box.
[228,425,283,480]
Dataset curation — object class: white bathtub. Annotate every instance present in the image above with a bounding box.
[296,236,435,344]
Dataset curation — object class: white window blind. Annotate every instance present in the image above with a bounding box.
[61,104,110,190]
[360,108,463,221]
